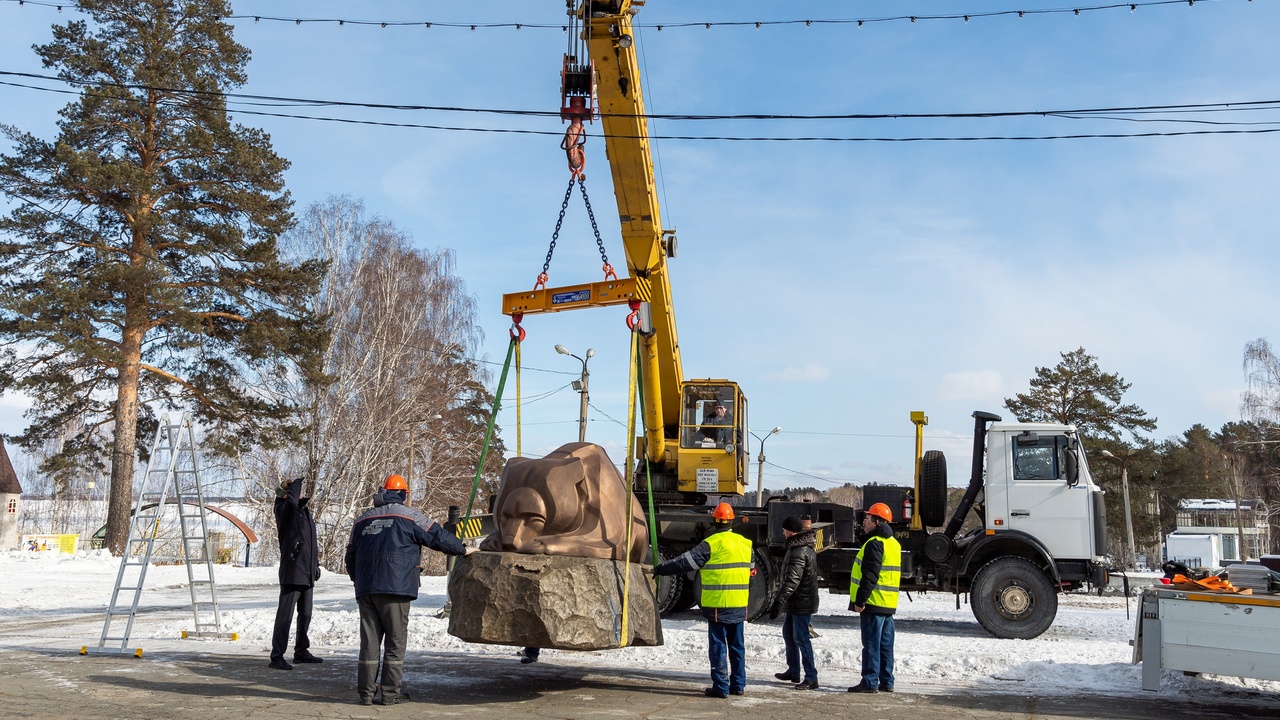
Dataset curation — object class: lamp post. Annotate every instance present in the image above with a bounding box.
[1101,447,1139,570]
[555,344,594,443]
[750,426,782,508]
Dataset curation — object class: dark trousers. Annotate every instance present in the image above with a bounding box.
[270,584,313,661]
[859,612,895,689]
[357,594,412,700]
[707,620,746,694]
[783,613,818,683]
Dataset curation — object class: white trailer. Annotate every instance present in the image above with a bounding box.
[1164,533,1220,570]
[1133,587,1280,690]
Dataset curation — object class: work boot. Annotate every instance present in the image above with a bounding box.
[794,680,819,690]
[703,687,728,698]
[268,658,293,670]
[848,682,878,693]
[729,687,745,696]
[881,685,895,693]
[293,652,323,663]
[377,692,411,706]
[774,672,800,683]
[357,696,373,706]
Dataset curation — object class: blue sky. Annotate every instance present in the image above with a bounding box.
[1,0,1278,491]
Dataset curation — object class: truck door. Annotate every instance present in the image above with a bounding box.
[1002,434,1092,560]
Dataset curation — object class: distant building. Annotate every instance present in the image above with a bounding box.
[1166,498,1270,567]
[0,438,21,550]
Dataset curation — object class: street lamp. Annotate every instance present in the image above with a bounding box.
[750,426,783,508]
[1101,447,1139,570]
[555,344,595,443]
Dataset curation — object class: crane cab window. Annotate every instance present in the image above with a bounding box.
[682,386,736,449]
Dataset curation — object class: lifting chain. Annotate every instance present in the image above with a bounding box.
[535,176,578,290]
[535,175,617,289]
[579,179,617,280]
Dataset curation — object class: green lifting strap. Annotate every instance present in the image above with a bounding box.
[463,335,518,524]
[633,334,660,567]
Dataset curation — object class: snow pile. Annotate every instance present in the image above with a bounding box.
[1,551,1278,699]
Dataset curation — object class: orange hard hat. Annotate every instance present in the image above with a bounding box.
[712,502,735,522]
[384,474,408,491]
[866,502,893,523]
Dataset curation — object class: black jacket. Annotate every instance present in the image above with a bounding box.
[344,489,466,599]
[775,529,820,615]
[274,478,320,587]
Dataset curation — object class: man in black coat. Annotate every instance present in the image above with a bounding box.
[269,477,322,670]
[769,515,821,690]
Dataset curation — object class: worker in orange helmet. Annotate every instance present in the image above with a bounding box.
[848,502,901,694]
[651,501,754,698]
[345,474,471,705]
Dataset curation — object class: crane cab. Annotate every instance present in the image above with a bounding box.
[674,381,747,497]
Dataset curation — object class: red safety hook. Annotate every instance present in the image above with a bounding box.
[533,272,549,291]
[625,299,642,331]
[602,263,618,282]
[509,312,526,342]
[562,97,589,180]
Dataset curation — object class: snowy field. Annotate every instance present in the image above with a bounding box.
[2,549,1278,702]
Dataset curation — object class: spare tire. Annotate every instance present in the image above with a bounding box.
[919,450,948,528]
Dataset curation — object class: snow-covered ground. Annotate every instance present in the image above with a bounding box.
[1,549,1277,700]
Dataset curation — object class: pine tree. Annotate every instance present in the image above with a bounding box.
[0,0,326,554]
[1003,347,1156,442]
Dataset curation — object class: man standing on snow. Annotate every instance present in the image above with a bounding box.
[652,502,753,698]
[345,474,469,706]
[269,476,322,669]
[848,502,900,694]
[769,515,820,690]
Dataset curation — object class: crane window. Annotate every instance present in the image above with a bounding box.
[682,387,734,448]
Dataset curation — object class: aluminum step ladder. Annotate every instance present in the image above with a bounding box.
[83,413,234,656]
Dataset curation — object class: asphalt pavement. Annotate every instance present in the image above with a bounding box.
[1,644,1276,720]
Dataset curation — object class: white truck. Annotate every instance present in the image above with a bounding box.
[823,411,1113,639]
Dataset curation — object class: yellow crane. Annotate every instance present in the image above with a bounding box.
[501,1,856,619]
[504,0,746,502]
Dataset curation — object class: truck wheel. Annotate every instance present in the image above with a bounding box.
[746,548,778,622]
[970,556,1058,639]
[672,572,698,612]
[919,450,947,528]
[655,545,687,616]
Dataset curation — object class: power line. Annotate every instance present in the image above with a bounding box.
[4,69,1279,124]
[4,74,1279,142]
[0,0,1259,34]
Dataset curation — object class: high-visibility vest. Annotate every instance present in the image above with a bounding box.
[699,530,754,609]
[850,534,902,610]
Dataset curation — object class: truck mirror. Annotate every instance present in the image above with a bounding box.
[1015,432,1039,446]
[1064,448,1080,486]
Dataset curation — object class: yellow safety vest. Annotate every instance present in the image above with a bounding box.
[850,534,902,610]
[700,530,754,609]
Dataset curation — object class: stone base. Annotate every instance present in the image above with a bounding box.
[447,551,663,650]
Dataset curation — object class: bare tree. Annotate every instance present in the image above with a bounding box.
[1242,338,1280,424]
[245,197,504,569]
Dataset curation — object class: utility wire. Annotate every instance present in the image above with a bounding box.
[0,0,1258,33]
[4,74,1280,142]
[4,69,1279,123]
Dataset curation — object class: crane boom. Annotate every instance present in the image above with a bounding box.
[503,0,746,501]
[583,2,680,467]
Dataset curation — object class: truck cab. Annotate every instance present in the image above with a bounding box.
[982,423,1109,571]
